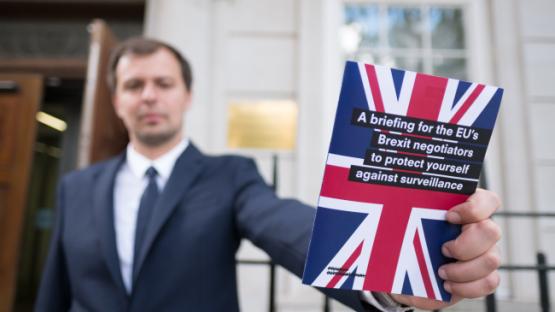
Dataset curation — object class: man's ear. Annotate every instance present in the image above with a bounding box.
[183,90,193,112]
[112,94,123,118]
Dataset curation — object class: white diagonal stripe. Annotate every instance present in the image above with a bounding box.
[358,62,376,111]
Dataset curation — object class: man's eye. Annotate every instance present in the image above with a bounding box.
[158,80,174,89]
[124,81,143,90]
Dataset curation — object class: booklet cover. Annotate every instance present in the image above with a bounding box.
[302,61,503,301]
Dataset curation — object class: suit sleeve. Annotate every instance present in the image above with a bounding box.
[232,158,379,312]
[35,177,71,312]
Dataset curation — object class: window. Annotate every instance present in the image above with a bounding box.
[342,3,468,80]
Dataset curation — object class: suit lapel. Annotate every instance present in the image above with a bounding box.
[92,154,127,296]
[133,143,205,282]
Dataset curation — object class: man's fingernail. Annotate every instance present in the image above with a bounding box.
[446,211,461,223]
[444,282,452,293]
[442,245,453,258]
[438,267,447,279]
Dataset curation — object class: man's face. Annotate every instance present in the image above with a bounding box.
[113,48,191,147]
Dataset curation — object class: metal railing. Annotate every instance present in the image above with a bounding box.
[482,211,555,312]
[237,259,277,312]
[485,252,553,312]
[464,171,554,312]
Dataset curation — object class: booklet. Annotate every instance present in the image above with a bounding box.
[302,61,503,301]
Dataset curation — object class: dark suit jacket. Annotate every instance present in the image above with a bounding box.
[36,143,376,311]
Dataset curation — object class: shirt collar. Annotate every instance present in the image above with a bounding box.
[126,138,189,181]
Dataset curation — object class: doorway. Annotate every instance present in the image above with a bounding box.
[0,2,145,309]
[13,77,83,311]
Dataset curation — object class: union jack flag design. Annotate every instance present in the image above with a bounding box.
[302,61,503,301]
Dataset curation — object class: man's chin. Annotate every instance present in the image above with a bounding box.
[135,130,179,147]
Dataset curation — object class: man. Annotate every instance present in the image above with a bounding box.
[36,37,501,311]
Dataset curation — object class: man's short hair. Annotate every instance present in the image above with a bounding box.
[107,37,193,92]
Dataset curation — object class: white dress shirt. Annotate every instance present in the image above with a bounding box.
[114,139,188,293]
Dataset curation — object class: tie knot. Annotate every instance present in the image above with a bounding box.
[145,166,157,179]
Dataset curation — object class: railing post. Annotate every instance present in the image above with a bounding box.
[269,262,276,312]
[485,293,497,312]
[537,252,551,312]
[269,154,278,312]
[324,296,330,312]
[481,165,498,312]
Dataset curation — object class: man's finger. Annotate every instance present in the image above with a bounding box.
[443,219,501,261]
[390,293,461,311]
[444,271,500,298]
[446,188,501,224]
[439,245,500,282]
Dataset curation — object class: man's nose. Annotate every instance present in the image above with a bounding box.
[141,83,158,103]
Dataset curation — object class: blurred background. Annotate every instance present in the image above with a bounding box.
[0,0,553,311]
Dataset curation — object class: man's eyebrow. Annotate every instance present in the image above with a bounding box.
[154,76,175,80]
[120,75,175,84]
[122,77,142,83]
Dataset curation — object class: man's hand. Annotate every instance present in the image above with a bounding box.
[391,188,502,310]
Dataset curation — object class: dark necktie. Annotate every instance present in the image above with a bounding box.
[133,166,159,277]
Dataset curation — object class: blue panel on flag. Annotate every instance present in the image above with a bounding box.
[422,219,460,301]
[329,62,373,159]
[302,207,366,284]
[341,268,357,290]
[454,81,472,107]
[402,273,413,296]
[472,88,504,129]
[391,68,405,100]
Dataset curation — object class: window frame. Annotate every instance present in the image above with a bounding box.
[342,0,494,84]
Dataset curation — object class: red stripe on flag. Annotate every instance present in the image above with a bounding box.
[365,64,385,112]
[326,241,364,288]
[414,231,436,299]
[392,168,423,175]
[320,165,467,208]
[449,84,485,124]
[396,150,431,158]
[407,74,447,120]
[362,191,413,292]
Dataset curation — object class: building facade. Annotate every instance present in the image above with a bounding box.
[144,0,555,310]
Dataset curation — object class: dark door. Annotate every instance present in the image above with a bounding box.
[0,74,42,312]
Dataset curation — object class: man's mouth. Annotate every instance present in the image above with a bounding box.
[140,113,164,124]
